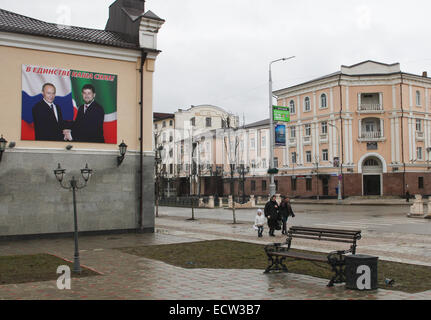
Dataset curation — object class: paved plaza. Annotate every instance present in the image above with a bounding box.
[0,202,430,300]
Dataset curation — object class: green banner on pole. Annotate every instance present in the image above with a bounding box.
[272,106,290,122]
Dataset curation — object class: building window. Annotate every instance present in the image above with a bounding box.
[291,152,297,164]
[251,159,256,168]
[290,126,296,138]
[321,121,327,134]
[222,119,227,128]
[306,178,312,191]
[304,97,311,112]
[364,158,379,166]
[169,164,173,174]
[162,121,166,128]
[291,178,297,191]
[320,93,327,108]
[262,159,266,168]
[162,133,166,143]
[169,149,173,158]
[262,180,267,190]
[306,151,312,163]
[154,123,158,130]
[417,147,423,160]
[169,135,173,142]
[169,120,173,126]
[416,119,422,132]
[305,124,311,136]
[190,117,195,126]
[261,135,266,147]
[416,90,421,106]
[206,117,212,127]
[251,180,256,191]
[419,176,424,189]
[322,149,328,161]
[273,157,278,168]
[250,138,255,149]
[289,100,295,114]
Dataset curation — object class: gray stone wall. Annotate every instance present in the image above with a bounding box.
[0,149,154,237]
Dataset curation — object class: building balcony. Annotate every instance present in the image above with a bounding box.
[358,131,385,142]
[357,93,383,114]
[358,103,383,112]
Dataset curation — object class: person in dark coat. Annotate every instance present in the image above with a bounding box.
[279,196,295,235]
[32,83,65,141]
[71,84,105,143]
[264,195,279,237]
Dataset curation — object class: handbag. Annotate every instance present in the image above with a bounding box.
[275,220,282,230]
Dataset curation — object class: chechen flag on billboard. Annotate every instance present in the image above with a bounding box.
[21,64,117,144]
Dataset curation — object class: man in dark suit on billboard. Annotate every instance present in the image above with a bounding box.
[32,83,65,141]
[71,84,105,143]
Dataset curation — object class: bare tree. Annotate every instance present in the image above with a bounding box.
[222,115,242,224]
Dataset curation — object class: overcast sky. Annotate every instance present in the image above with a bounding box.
[2,0,431,124]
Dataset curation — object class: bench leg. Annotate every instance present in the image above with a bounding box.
[327,263,346,287]
[264,255,288,274]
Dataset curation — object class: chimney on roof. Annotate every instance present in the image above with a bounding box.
[105,0,164,49]
[423,71,428,78]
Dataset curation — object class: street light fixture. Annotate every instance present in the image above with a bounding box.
[328,123,342,201]
[53,163,93,273]
[269,56,295,196]
[117,140,128,166]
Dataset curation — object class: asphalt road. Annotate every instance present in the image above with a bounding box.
[158,204,431,236]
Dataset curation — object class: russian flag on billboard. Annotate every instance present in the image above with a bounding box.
[21,64,117,144]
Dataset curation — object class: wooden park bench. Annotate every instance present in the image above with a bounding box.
[264,226,362,287]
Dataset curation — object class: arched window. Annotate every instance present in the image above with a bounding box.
[364,158,379,166]
[416,90,421,106]
[304,97,311,111]
[320,93,327,108]
[289,100,295,114]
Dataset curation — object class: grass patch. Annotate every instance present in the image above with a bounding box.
[0,253,100,285]
[118,239,431,294]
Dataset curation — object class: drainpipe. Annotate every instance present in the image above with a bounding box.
[400,73,406,197]
[139,49,148,231]
[338,74,344,198]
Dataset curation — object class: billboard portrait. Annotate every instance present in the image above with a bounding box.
[275,124,286,146]
[21,65,117,144]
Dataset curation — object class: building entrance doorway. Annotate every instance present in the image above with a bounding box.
[322,178,329,196]
[363,175,381,195]
[362,156,383,196]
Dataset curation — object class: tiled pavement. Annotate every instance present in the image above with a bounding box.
[0,219,430,300]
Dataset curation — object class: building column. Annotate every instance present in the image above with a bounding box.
[391,117,395,163]
[349,119,353,165]
[395,117,400,163]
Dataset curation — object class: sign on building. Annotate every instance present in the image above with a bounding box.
[272,106,290,122]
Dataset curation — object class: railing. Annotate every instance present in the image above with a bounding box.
[359,103,382,111]
[416,131,424,139]
[303,136,311,143]
[360,131,382,139]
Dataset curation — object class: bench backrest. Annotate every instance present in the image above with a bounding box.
[287,226,362,254]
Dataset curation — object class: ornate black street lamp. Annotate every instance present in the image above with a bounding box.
[0,135,7,162]
[53,163,93,273]
[117,140,128,166]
